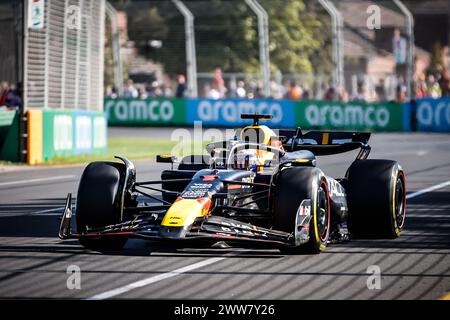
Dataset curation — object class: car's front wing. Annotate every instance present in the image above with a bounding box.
[58,194,295,248]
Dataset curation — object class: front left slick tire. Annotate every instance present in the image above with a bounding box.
[76,162,128,250]
[273,167,330,254]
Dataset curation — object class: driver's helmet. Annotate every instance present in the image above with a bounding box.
[232,149,259,170]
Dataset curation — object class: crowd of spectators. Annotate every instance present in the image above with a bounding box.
[105,67,450,103]
[414,69,450,99]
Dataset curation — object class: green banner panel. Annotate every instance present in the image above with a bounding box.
[0,110,19,162]
[105,98,187,126]
[295,101,406,131]
[41,109,108,161]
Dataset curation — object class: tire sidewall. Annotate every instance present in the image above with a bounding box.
[389,167,406,237]
[310,178,331,252]
[273,166,330,253]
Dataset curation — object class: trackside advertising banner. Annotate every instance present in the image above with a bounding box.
[105,98,411,132]
[186,99,296,127]
[42,110,108,159]
[295,100,408,131]
[105,98,295,128]
[411,98,450,132]
[27,109,107,164]
[105,98,186,126]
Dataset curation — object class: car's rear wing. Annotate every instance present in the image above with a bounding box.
[279,129,371,158]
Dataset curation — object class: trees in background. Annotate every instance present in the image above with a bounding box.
[110,0,332,78]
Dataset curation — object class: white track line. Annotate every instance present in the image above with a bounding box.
[32,205,77,216]
[31,207,66,215]
[88,256,228,300]
[406,181,450,200]
[0,175,76,187]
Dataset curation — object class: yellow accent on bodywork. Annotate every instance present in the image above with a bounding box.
[439,292,450,300]
[241,125,276,145]
[161,199,210,227]
[322,133,329,145]
[241,125,278,169]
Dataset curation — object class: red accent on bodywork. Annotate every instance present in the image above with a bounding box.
[196,197,213,213]
[202,175,217,181]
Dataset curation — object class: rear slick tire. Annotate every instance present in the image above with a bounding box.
[346,160,406,239]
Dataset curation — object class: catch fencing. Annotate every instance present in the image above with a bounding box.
[25,0,105,111]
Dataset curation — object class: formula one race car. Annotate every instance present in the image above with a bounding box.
[59,114,406,254]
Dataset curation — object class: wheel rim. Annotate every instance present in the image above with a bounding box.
[395,173,406,229]
[318,182,330,242]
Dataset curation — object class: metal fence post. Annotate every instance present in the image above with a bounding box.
[172,0,198,98]
[105,1,124,96]
[393,0,415,100]
[245,0,270,97]
[318,0,344,91]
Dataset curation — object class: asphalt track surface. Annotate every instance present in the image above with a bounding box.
[0,129,449,300]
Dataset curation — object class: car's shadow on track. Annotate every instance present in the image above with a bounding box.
[331,190,450,252]
[0,239,285,258]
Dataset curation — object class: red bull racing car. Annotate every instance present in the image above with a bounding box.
[59,114,406,254]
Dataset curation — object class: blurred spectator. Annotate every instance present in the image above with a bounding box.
[339,87,349,102]
[396,76,407,102]
[393,28,407,65]
[123,79,138,98]
[136,84,147,99]
[213,68,227,98]
[288,81,303,100]
[176,74,186,98]
[427,74,441,98]
[375,79,386,102]
[414,73,428,99]
[236,81,247,98]
[302,84,311,100]
[105,85,118,99]
[352,81,365,101]
[254,86,264,99]
[206,82,221,99]
[438,69,450,97]
[163,84,173,98]
[281,79,291,99]
[5,83,22,110]
[227,79,238,98]
[148,81,163,98]
[324,86,336,101]
[0,82,9,106]
[270,80,283,100]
